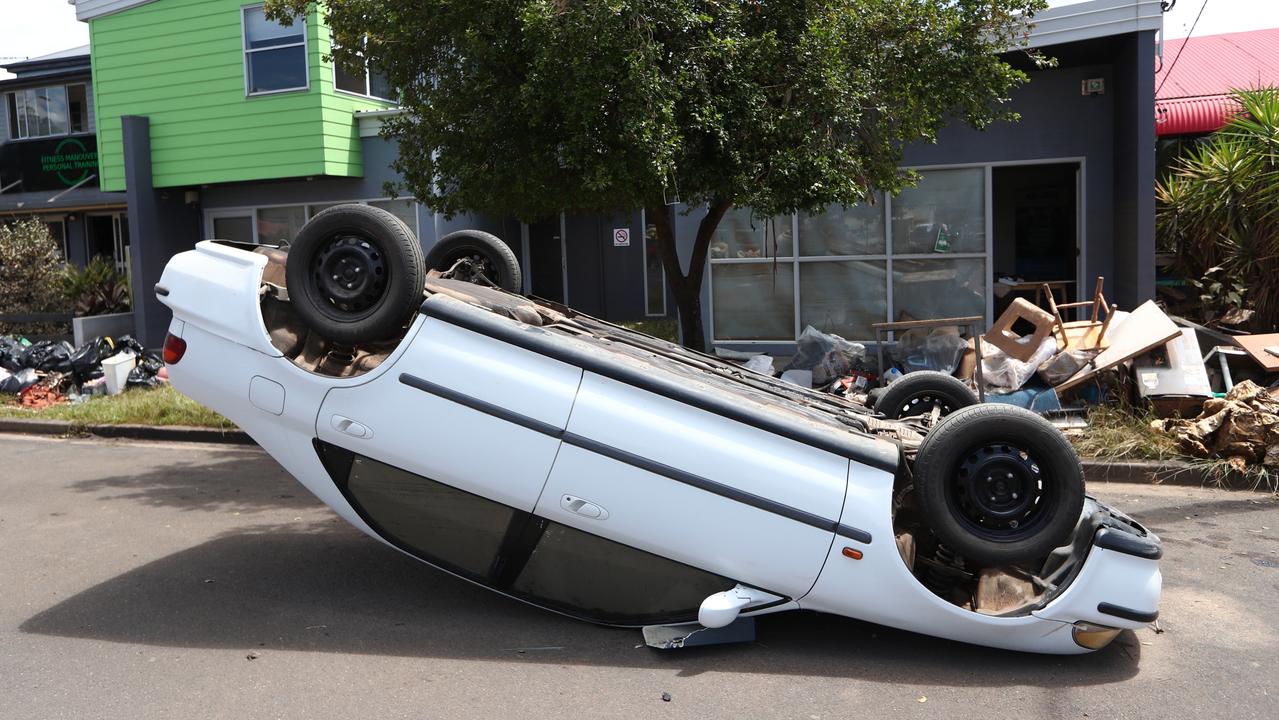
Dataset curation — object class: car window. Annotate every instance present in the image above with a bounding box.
[346,455,512,578]
[330,447,739,624]
[511,522,735,625]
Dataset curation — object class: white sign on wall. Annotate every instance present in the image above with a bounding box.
[613,228,630,247]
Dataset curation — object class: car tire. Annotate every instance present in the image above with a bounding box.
[912,404,1084,566]
[285,203,425,344]
[875,370,977,419]
[425,230,523,292]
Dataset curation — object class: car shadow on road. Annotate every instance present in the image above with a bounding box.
[63,447,316,515]
[20,527,1141,684]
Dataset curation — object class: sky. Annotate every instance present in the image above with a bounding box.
[0,0,1276,79]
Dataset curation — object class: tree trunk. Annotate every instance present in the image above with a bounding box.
[647,200,732,352]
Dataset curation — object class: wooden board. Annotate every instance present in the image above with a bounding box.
[1055,301,1181,391]
[1233,332,1279,372]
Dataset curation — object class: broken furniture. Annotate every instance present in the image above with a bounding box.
[1043,276,1114,352]
[1202,345,1250,392]
[1055,300,1181,392]
[1133,327,1213,418]
[985,299,1057,362]
[1232,332,1279,374]
[872,316,986,401]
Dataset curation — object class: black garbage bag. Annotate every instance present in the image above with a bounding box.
[110,335,146,358]
[126,351,165,389]
[24,340,74,374]
[0,337,29,371]
[69,337,115,382]
[0,368,38,394]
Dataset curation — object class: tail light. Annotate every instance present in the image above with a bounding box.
[163,333,187,365]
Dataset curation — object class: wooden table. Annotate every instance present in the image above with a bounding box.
[871,315,986,401]
[999,280,1074,309]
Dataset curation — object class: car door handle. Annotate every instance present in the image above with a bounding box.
[331,415,372,439]
[560,495,608,520]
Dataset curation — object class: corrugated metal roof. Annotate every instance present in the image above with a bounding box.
[1155,94,1243,136]
[1156,28,1279,100]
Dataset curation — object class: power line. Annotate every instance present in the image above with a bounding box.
[1156,0,1211,97]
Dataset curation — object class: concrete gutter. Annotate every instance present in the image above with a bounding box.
[0,418,253,445]
[1081,458,1264,491]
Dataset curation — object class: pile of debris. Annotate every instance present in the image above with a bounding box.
[0,335,167,408]
[1152,381,1279,472]
[717,275,1279,474]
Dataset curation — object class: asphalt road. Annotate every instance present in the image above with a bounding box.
[1,434,1277,719]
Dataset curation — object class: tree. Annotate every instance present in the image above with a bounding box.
[1157,88,1279,330]
[271,0,1045,350]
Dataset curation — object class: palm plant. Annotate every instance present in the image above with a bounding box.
[1156,88,1279,329]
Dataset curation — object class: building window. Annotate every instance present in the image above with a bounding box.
[5,84,88,139]
[333,41,395,101]
[256,205,306,245]
[242,5,308,96]
[205,199,420,244]
[642,212,667,317]
[709,167,989,342]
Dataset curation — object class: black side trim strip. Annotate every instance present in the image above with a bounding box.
[836,524,874,545]
[398,371,873,545]
[563,432,872,545]
[420,297,900,473]
[1094,526,1163,560]
[1097,602,1159,624]
[154,284,170,297]
[399,373,565,439]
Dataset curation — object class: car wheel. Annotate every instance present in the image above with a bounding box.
[425,230,522,292]
[284,203,425,344]
[912,404,1084,566]
[875,370,977,419]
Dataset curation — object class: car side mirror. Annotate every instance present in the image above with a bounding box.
[698,585,773,628]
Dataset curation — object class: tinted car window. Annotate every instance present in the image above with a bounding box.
[512,522,734,625]
[346,455,512,578]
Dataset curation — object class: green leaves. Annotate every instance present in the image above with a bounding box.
[1156,87,1279,329]
[270,0,1041,221]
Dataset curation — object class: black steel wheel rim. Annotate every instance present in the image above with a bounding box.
[310,233,388,319]
[948,442,1053,542]
[896,393,954,418]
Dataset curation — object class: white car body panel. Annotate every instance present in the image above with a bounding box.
[317,319,583,512]
[157,241,1163,654]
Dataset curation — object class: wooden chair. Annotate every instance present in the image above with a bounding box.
[1042,277,1114,351]
[985,298,1059,362]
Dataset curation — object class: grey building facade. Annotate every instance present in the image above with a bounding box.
[0,46,129,270]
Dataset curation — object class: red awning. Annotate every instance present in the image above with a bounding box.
[1154,95,1242,137]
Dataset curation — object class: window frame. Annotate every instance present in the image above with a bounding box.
[4,82,91,141]
[203,197,421,244]
[639,208,668,318]
[241,3,311,98]
[707,163,1000,344]
[331,39,397,104]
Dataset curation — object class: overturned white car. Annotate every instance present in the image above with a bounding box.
[156,205,1160,654]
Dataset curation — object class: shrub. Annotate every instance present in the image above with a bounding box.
[63,256,131,317]
[1156,88,1279,330]
[0,219,71,336]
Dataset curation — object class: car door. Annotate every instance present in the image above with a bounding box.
[533,372,851,602]
[316,315,581,513]
[313,315,750,624]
